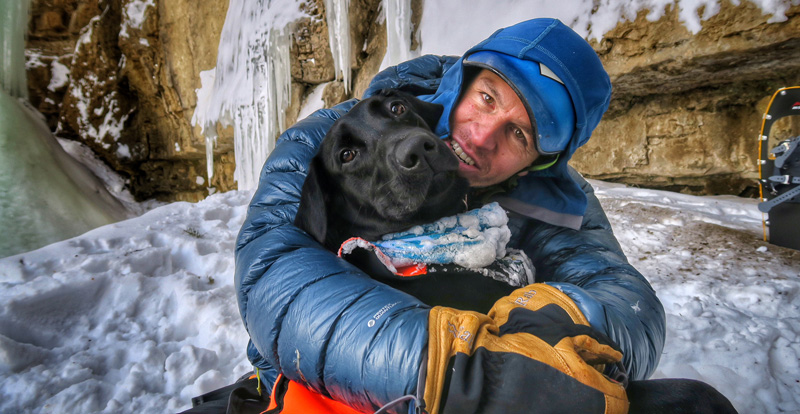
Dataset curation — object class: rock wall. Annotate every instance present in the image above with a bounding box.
[27,0,231,201]
[574,1,800,196]
[24,0,800,201]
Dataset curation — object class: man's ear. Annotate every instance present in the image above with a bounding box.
[294,156,330,245]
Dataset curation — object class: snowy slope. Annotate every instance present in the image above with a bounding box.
[0,191,253,413]
[594,181,800,412]
[1,181,798,413]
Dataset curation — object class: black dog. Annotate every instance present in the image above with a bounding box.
[295,89,469,251]
[294,89,738,414]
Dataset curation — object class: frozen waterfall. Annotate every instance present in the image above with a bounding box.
[194,0,364,191]
[192,0,306,191]
[1,0,29,99]
[1,0,128,258]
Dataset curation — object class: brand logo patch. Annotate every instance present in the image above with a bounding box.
[513,289,537,306]
[792,101,800,110]
[447,322,474,345]
[368,301,400,327]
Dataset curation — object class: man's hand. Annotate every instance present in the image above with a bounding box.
[423,284,628,414]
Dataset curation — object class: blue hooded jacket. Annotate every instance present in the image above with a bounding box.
[422,19,612,229]
[236,18,665,413]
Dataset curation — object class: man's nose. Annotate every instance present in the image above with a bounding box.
[469,116,500,150]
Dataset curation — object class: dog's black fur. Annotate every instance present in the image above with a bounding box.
[295,89,738,414]
[296,89,470,252]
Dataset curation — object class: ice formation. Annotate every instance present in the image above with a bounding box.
[1,0,128,258]
[192,0,420,190]
[382,0,414,69]
[191,0,306,191]
[1,0,29,99]
[324,0,352,92]
[193,0,365,191]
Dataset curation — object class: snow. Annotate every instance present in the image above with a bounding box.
[1,181,798,413]
[591,181,800,413]
[47,60,70,92]
[0,191,252,413]
[120,0,155,39]
[296,82,327,121]
[66,16,131,148]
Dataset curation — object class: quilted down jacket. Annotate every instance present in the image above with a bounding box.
[235,18,665,414]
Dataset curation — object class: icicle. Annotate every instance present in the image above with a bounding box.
[1,0,30,99]
[324,0,352,93]
[383,0,413,68]
[191,0,306,191]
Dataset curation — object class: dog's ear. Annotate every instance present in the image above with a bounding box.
[408,96,444,131]
[294,156,330,245]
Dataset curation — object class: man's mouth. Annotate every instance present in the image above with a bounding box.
[450,140,476,166]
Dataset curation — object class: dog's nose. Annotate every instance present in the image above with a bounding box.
[395,135,438,170]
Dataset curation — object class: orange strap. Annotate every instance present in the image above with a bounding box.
[266,375,365,414]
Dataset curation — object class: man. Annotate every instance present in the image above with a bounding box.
[235,18,665,413]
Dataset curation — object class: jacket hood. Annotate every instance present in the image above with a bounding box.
[422,18,611,228]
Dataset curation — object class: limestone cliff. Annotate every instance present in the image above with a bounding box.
[24,0,800,201]
[575,2,800,196]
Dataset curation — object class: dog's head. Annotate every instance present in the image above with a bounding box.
[296,89,469,250]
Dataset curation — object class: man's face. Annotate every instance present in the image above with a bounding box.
[447,69,539,188]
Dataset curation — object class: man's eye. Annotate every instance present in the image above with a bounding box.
[391,103,406,115]
[481,92,495,105]
[512,127,529,146]
[340,149,357,163]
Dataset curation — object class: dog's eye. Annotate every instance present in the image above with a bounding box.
[340,149,357,163]
[391,103,406,115]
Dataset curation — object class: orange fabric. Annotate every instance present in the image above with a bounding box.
[266,375,365,414]
[395,263,427,276]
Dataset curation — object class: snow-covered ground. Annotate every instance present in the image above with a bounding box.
[595,181,800,413]
[1,181,798,413]
[4,0,799,412]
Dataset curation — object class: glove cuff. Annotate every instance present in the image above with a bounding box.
[425,307,493,413]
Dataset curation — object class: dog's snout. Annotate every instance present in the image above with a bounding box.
[395,135,439,170]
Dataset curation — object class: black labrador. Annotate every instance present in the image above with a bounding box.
[295,89,469,251]
[295,89,738,414]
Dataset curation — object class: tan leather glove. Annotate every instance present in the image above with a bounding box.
[423,284,628,414]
